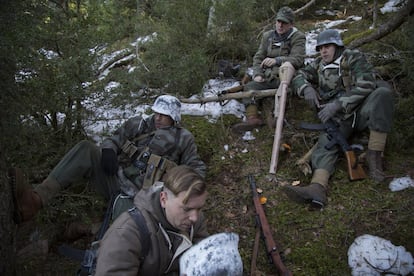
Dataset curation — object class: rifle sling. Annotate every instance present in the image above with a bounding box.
[128,207,150,260]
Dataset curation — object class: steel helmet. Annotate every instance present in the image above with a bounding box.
[180,232,243,276]
[151,95,181,122]
[316,29,344,51]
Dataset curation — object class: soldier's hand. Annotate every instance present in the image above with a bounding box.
[318,101,341,123]
[261,57,279,68]
[253,75,265,82]
[303,86,320,109]
[101,148,118,176]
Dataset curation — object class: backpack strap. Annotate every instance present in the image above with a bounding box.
[59,194,117,276]
[128,207,150,260]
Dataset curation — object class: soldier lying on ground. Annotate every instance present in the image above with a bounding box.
[10,95,206,230]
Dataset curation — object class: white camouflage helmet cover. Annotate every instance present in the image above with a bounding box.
[151,95,181,122]
[179,232,243,276]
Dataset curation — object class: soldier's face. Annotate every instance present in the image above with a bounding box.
[319,44,336,64]
[154,112,174,129]
[275,20,292,35]
[160,188,208,232]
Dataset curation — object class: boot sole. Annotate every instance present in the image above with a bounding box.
[231,123,264,133]
[282,186,325,208]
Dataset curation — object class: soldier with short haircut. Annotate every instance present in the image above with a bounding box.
[10,95,206,225]
[283,29,394,208]
[95,165,209,275]
[232,6,306,132]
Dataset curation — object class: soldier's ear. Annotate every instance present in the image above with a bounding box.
[160,190,168,208]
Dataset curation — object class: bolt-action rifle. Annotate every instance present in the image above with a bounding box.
[220,84,244,94]
[249,174,292,276]
[179,89,277,104]
[300,119,367,181]
[220,74,252,94]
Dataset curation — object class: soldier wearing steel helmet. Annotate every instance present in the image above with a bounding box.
[10,95,206,226]
[283,29,394,208]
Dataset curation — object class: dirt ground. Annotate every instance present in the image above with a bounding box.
[14,96,414,275]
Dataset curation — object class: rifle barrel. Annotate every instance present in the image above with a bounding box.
[249,175,292,276]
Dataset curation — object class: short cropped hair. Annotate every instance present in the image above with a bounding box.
[163,165,206,204]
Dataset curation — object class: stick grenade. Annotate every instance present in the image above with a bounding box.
[269,62,296,174]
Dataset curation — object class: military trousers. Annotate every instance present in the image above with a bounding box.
[43,140,120,201]
[241,78,280,106]
[312,84,394,175]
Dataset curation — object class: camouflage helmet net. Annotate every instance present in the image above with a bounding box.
[151,95,181,122]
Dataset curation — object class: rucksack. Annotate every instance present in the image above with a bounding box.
[58,195,150,276]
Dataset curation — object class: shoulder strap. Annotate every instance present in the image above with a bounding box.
[131,130,156,144]
[165,127,181,156]
[128,207,150,260]
[121,131,156,159]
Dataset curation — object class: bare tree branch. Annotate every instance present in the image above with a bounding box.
[294,0,317,15]
[349,0,414,49]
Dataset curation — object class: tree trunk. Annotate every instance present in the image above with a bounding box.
[0,2,20,273]
[0,149,16,275]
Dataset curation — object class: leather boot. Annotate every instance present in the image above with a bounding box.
[63,222,93,241]
[366,149,385,183]
[283,183,327,208]
[8,168,43,224]
[232,104,264,133]
[282,169,329,208]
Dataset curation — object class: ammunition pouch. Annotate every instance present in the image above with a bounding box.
[122,144,177,191]
[121,127,181,191]
[143,154,176,188]
[122,149,151,190]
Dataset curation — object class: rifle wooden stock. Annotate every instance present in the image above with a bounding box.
[344,150,367,180]
[221,85,244,94]
[221,74,251,94]
[324,120,367,181]
[249,175,292,276]
[269,62,295,174]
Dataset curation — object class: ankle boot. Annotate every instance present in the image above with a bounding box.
[8,168,43,224]
[232,104,264,133]
[232,115,264,132]
[282,183,327,208]
[63,222,93,241]
[366,149,385,183]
